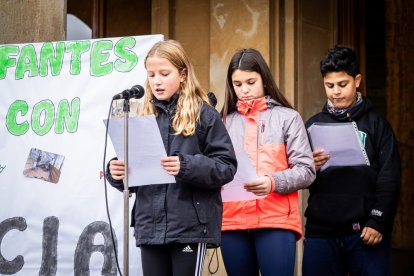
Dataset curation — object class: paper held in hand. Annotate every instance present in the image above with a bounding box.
[221,151,265,202]
[104,115,176,186]
[307,122,370,171]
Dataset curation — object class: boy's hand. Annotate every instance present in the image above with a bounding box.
[313,149,330,171]
[361,226,383,245]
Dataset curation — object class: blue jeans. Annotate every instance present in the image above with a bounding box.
[302,233,391,276]
[221,229,296,276]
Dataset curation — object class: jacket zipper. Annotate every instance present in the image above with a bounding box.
[164,107,173,244]
[257,120,265,169]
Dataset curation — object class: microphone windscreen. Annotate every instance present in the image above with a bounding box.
[130,85,145,99]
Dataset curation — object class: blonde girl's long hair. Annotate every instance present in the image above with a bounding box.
[139,40,210,136]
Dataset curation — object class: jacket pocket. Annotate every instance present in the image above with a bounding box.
[193,190,207,224]
[193,189,221,225]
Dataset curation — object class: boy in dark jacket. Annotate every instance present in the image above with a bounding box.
[302,45,401,276]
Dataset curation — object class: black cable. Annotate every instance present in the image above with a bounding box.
[103,101,123,276]
[208,248,219,274]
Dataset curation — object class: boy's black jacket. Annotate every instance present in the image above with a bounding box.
[305,97,401,237]
[106,95,237,246]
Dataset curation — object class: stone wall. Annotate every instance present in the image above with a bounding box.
[0,0,66,44]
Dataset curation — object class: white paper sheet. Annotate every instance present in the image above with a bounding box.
[307,122,370,171]
[221,151,265,202]
[104,115,176,186]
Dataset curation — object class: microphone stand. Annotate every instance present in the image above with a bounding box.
[122,98,131,276]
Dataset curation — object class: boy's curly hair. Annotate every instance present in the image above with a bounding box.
[320,45,359,78]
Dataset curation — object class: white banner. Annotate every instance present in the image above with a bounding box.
[0,34,163,275]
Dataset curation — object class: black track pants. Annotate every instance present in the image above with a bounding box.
[140,243,206,276]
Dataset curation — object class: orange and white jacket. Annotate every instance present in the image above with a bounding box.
[222,96,316,239]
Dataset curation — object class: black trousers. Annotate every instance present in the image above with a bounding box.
[140,243,206,276]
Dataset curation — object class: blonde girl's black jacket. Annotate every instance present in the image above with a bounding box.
[106,95,237,246]
[304,97,401,238]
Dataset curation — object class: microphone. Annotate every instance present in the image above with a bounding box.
[128,85,145,99]
[112,85,145,100]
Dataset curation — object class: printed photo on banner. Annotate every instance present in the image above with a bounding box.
[23,148,65,184]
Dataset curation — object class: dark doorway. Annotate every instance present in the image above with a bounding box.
[337,0,386,116]
[67,0,152,39]
[365,0,386,116]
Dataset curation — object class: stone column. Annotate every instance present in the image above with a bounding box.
[0,0,66,44]
[151,0,171,38]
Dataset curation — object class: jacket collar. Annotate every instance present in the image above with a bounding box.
[152,93,179,114]
[322,96,373,121]
[237,96,268,116]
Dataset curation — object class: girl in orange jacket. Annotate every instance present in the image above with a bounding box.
[220,48,316,276]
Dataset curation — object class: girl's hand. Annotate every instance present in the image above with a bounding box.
[109,159,125,180]
[244,176,272,196]
[313,149,330,171]
[361,227,383,245]
[161,156,180,176]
